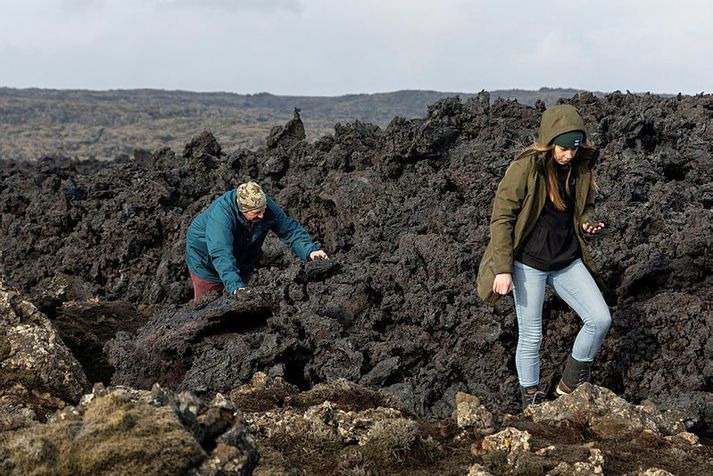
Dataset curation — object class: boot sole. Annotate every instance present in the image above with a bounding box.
[555,381,573,396]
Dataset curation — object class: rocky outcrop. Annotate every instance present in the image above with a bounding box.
[0,384,259,476]
[1,92,712,422]
[2,367,713,474]
[524,384,688,439]
[106,290,280,393]
[51,298,146,385]
[228,373,443,474]
[0,282,89,429]
[454,391,495,434]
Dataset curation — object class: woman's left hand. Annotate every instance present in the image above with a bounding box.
[309,250,329,260]
[582,221,605,234]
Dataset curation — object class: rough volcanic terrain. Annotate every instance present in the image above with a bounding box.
[1,91,712,474]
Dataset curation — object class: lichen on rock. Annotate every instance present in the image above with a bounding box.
[524,384,686,439]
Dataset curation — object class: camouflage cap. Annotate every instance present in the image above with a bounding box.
[236,181,267,212]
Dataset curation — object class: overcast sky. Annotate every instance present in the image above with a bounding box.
[0,0,711,96]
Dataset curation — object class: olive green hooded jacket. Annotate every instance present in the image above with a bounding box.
[476,105,599,305]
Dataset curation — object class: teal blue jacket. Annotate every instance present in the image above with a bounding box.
[185,190,318,293]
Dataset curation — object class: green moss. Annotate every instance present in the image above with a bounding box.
[0,367,43,392]
[0,390,206,475]
[295,381,403,413]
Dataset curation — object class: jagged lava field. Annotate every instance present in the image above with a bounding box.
[0,91,712,475]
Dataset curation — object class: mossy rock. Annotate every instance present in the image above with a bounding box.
[0,389,206,475]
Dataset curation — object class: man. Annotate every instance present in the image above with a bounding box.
[185,181,328,300]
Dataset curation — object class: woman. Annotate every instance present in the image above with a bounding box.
[476,104,611,409]
[186,181,328,301]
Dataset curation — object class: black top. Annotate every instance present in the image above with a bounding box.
[515,164,580,271]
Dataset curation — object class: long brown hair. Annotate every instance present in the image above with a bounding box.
[514,143,597,212]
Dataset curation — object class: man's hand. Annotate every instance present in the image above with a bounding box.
[309,250,329,261]
[582,221,605,234]
[493,273,513,295]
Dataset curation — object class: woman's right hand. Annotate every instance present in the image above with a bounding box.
[493,273,513,295]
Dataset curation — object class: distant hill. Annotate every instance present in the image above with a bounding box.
[0,87,606,161]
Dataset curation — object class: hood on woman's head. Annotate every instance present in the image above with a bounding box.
[537,105,587,147]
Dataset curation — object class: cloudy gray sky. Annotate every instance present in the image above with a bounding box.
[1,0,711,95]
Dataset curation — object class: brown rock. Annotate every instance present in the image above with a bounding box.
[546,447,604,475]
[454,391,495,433]
[481,427,531,454]
[524,384,685,439]
[0,282,89,425]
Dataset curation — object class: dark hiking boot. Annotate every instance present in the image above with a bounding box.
[556,355,592,396]
[520,385,547,410]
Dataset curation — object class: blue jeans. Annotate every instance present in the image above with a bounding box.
[512,259,611,388]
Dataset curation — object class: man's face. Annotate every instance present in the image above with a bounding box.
[552,145,578,165]
[243,206,266,223]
